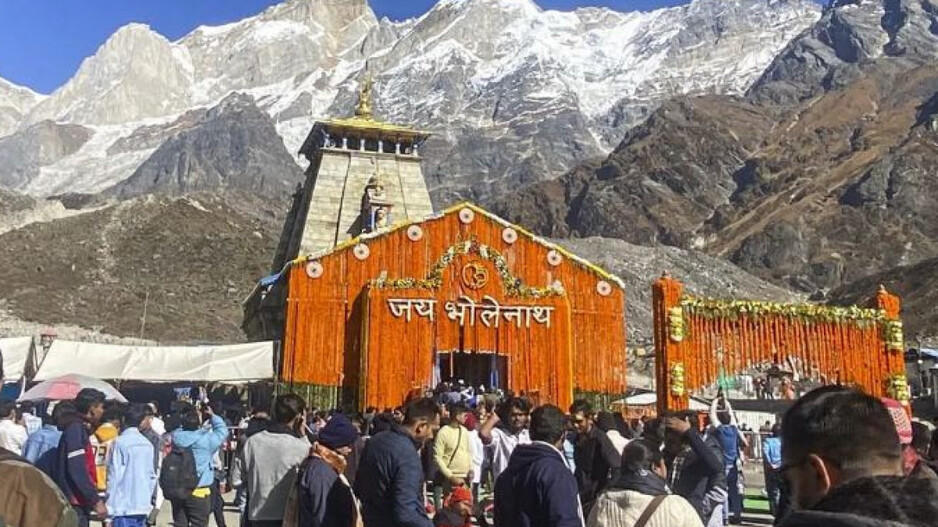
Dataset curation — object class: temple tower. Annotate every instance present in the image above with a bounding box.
[244,80,434,341]
[286,79,434,258]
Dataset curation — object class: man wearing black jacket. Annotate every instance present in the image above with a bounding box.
[355,398,441,527]
[495,404,583,527]
[664,412,726,527]
[570,400,620,514]
[778,386,938,527]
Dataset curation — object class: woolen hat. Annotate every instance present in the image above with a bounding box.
[318,414,360,450]
[881,397,913,445]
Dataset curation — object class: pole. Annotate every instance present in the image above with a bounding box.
[139,291,150,340]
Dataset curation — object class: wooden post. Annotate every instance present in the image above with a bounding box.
[653,272,687,414]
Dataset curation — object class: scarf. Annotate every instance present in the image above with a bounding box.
[313,442,348,475]
[283,443,361,527]
[612,469,670,497]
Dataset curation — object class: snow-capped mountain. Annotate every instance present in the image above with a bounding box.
[0,0,820,203]
[0,78,44,138]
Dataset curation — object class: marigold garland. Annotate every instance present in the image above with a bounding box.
[373,239,561,298]
[680,297,886,323]
[670,362,686,396]
[884,320,904,352]
[668,306,686,342]
[886,373,911,403]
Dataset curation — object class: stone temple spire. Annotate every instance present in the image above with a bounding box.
[354,76,374,121]
[282,75,433,257]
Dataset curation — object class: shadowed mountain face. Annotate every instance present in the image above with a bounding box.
[109,93,305,199]
[497,0,938,321]
[830,256,938,344]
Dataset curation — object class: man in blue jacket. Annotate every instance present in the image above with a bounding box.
[107,404,157,527]
[23,401,73,475]
[494,404,584,527]
[354,398,441,527]
[169,404,228,527]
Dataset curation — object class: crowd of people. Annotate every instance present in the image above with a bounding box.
[2,383,938,527]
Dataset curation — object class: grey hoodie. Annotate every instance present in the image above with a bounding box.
[233,423,310,522]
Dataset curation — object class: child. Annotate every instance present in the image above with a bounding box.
[433,486,473,527]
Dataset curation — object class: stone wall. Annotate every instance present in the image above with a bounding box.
[297,148,434,256]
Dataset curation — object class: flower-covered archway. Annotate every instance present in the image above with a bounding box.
[653,274,907,414]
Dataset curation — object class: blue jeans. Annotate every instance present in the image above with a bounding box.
[725,464,742,522]
[112,516,147,527]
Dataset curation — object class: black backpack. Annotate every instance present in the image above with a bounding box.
[160,444,200,500]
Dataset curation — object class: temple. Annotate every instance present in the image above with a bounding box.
[243,82,628,410]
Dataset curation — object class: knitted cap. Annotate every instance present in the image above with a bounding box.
[446,486,472,506]
[317,414,360,450]
[881,397,913,445]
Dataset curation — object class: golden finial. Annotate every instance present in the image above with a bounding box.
[355,76,374,120]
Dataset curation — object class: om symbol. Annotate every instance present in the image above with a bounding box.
[461,262,489,290]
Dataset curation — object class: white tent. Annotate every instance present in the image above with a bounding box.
[0,337,34,383]
[33,340,276,384]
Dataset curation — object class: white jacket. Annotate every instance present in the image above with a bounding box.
[587,489,703,527]
[469,429,484,485]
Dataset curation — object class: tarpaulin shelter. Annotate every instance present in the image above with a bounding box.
[0,337,35,383]
[33,340,276,384]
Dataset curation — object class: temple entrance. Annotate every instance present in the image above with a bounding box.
[439,352,508,391]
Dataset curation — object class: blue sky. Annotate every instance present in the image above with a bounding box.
[0,0,689,94]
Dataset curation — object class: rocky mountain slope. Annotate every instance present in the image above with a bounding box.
[0,120,93,189]
[497,0,938,340]
[0,0,820,203]
[0,186,794,343]
[109,93,305,199]
[554,237,799,345]
[0,192,284,343]
[830,257,938,346]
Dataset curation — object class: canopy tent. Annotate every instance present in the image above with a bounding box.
[34,340,276,384]
[0,337,34,383]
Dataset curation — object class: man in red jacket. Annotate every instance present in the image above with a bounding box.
[53,388,108,527]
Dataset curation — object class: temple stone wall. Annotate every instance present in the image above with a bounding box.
[298,149,350,256]
[297,148,434,256]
